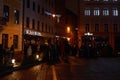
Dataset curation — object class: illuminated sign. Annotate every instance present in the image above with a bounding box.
[25,30,42,36]
[84,32,93,36]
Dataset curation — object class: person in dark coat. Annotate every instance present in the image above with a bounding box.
[63,39,70,63]
[40,40,49,63]
[54,40,60,63]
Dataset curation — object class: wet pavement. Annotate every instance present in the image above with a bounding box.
[1,56,120,80]
[54,56,120,80]
[1,64,43,80]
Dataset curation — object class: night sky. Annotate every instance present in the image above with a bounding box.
[65,0,78,15]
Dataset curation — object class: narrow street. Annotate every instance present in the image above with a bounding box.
[1,56,120,80]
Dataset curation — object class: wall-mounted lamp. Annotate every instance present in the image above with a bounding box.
[44,11,61,23]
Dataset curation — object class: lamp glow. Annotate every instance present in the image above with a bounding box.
[12,59,15,64]
[67,27,70,33]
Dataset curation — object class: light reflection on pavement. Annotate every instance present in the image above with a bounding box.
[1,65,43,80]
[54,56,120,80]
[1,56,120,80]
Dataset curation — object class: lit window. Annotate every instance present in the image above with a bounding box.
[112,8,118,16]
[103,8,109,16]
[14,9,19,24]
[3,5,9,21]
[84,8,90,16]
[94,8,100,16]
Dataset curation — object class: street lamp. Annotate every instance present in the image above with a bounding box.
[52,14,56,18]
[44,11,61,23]
[44,11,61,39]
[66,26,72,43]
[67,26,71,33]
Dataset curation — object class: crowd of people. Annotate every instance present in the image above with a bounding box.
[79,43,113,58]
[23,38,115,65]
[23,38,74,64]
[23,38,61,65]
[23,38,113,65]
[0,38,114,67]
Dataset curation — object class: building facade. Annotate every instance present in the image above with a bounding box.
[54,0,66,37]
[55,0,78,45]
[78,0,120,54]
[0,0,22,52]
[0,0,56,56]
[23,0,56,42]
[64,9,78,45]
